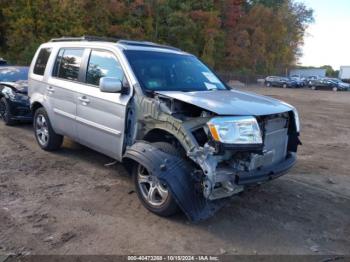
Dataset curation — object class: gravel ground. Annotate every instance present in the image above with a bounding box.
[0,87,349,255]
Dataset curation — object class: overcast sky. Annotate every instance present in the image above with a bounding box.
[300,0,350,70]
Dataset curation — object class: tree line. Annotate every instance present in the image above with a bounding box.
[0,0,313,75]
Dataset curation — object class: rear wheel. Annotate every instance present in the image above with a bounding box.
[133,142,180,217]
[0,97,15,126]
[34,107,63,151]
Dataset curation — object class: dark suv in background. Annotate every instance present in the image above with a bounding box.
[265,76,298,88]
[310,78,349,91]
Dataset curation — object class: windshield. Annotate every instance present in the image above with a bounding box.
[124,50,227,92]
[0,67,29,82]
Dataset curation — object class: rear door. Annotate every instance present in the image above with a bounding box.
[75,49,129,160]
[47,48,85,139]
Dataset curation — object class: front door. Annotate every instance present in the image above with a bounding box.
[75,49,129,160]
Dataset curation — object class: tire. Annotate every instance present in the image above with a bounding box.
[152,142,182,157]
[133,142,180,217]
[0,97,16,126]
[34,107,63,151]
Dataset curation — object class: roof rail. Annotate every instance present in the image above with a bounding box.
[49,36,181,51]
[117,40,181,51]
[50,35,118,43]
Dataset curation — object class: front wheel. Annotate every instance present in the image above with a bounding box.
[133,163,179,217]
[34,107,63,151]
[0,97,15,126]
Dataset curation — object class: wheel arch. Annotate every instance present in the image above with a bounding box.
[142,128,188,155]
[30,101,44,113]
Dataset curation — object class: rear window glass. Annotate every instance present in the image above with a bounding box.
[33,48,52,75]
[53,48,84,81]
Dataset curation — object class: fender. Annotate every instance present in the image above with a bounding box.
[30,92,46,111]
[123,141,227,222]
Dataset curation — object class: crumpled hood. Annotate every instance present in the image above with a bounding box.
[156,89,294,116]
[0,80,28,94]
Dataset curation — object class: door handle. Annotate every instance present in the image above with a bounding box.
[46,86,55,93]
[78,96,90,104]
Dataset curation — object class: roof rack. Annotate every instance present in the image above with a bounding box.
[50,35,119,43]
[49,36,181,51]
[117,40,180,51]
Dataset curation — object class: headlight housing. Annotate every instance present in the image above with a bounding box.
[2,86,16,101]
[207,116,262,144]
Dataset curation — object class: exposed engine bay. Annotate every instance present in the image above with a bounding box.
[123,87,301,206]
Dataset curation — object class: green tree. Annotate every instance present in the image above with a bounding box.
[0,0,313,73]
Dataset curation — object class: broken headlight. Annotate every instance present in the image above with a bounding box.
[207,116,262,144]
[2,86,16,101]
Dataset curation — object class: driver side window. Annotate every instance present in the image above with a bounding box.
[86,50,124,86]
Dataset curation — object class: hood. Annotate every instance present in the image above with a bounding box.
[156,89,294,116]
[0,80,28,94]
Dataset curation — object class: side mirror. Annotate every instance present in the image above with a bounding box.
[99,77,122,93]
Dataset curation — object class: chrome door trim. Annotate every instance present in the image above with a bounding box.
[76,116,122,137]
[54,108,121,137]
[53,108,75,120]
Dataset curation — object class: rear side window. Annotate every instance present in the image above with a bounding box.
[33,48,52,76]
[86,50,124,86]
[53,48,84,81]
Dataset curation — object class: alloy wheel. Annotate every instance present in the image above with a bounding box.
[35,114,49,146]
[137,165,169,207]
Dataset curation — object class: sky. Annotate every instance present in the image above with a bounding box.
[300,0,350,70]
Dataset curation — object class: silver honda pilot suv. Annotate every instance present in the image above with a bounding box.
[29,36,301,221]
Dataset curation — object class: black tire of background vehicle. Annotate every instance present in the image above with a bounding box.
[132,142,182,217]
[0,97,16,126]
[34,107,63,151]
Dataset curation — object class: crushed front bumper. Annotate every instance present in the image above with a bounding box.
[235,153,297,185]
[8,99,32,122]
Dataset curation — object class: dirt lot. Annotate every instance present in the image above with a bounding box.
[0,87,350,255]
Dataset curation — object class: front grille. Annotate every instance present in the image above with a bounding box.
[263,116,289,166]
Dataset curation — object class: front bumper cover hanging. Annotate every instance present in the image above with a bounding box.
[123,141,227,222]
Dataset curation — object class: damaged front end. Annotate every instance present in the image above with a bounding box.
[190,112,300,201]
[123,88,301,221]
